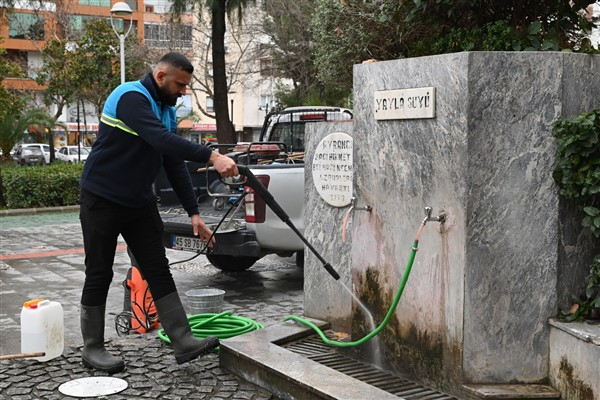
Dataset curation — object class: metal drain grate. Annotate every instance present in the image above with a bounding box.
[282,333,457,399]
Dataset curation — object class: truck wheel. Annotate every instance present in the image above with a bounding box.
[296,251,304,269]
[207,254,259,272]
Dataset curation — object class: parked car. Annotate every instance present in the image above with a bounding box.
[13,143,51,164]
[13,146,45,166]
[56,146,89,163]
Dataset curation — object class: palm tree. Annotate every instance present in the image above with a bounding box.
[172,0,255,145]
[0,108,64,163]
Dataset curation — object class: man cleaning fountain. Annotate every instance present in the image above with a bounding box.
[78,52,237,373]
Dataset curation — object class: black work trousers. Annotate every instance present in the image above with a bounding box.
[79,189,176,306]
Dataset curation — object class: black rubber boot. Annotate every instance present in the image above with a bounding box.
[80,304,125,373]
[154,292,219,364]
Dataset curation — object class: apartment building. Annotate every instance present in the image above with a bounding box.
[1,0,145,145]
[1,0,141,92]
[1,0,286,146]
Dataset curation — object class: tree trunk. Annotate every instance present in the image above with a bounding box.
[48,132,56,163]
[50,104,65,162]
[212,1,235,146]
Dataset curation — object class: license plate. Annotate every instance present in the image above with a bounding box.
[172,235,203,251]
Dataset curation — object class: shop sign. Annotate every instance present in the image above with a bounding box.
[193,123,217,131]
[59,123,99,132]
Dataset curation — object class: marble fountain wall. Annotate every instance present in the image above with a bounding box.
[303,52,600,392]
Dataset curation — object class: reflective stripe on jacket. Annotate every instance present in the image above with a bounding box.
[100,80,177,135]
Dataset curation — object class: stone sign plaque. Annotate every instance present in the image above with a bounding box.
[312,132,353,207]
[374,87,436,120]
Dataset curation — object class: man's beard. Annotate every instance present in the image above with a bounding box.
[158,86,178,106]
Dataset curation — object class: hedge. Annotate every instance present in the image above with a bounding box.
[0,163,84,209]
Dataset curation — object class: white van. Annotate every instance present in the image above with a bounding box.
[259,106,353,153]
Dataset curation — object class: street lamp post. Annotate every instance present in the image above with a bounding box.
[109,2,133,84]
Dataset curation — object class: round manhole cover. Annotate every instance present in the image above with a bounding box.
[58,377,128,397]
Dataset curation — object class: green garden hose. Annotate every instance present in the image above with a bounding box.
[157,311,264,343]
[284,236,421,347]
[158,213,432,349]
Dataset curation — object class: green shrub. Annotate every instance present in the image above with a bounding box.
[585,256,600,309]
[552,107,600,238]
[553,106,600,320]
[430,20,517,54]
[1,163,84,209]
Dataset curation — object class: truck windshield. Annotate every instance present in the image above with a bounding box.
[261,108,353,153]
[270,122,306,152]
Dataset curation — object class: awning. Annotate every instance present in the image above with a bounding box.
[177,119,193,129]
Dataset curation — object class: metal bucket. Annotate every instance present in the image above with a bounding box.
[185,288,225,315]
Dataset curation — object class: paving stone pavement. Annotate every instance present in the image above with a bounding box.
[1,337,275,400]
[1,206,305,399]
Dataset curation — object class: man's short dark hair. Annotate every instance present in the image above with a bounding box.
[158,52,194,74]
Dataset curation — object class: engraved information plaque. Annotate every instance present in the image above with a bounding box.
[312,132,353,207]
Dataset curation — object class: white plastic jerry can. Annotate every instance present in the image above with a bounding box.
[20,299,64,361]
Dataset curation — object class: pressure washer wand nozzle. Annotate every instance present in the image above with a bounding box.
[322,263,341,281]
[236,165,341,281]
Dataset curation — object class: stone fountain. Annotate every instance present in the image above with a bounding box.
[304,52,600,399]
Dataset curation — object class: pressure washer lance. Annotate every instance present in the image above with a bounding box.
[236,165,341,281]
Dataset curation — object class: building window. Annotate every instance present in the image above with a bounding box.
[4,50,28,77]
[78,0,111,6]
[175,94,192,118]
[124,0,137,11]
[260,94,274,111]
[8,13,45,40]
[69,15,102,31]
[206,97,214,113]
[144,23,192,49]
[260,58,272,77]
[258,42,271,57]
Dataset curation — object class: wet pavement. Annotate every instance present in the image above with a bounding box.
[0,205,304,399]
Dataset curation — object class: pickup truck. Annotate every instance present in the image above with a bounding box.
[160,106,352,272]
[260,106,353,152]
[161,161,305,272]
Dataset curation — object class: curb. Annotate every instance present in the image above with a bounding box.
[0,205,80,216]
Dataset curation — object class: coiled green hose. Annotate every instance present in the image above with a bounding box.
[159,222,425,348]
[157,311,264,343]
[284,239,419,347]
